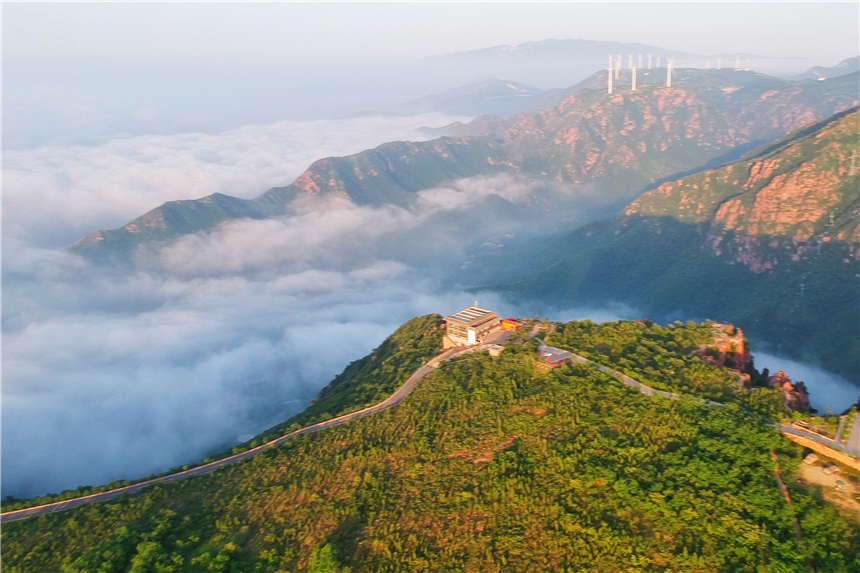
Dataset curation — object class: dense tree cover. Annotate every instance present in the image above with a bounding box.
[4,332,858,572]
[549,319,788,418]
[1,315,445,513]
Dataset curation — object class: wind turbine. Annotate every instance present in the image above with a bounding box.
[632,65,637,91]
[607,66,613,94]
[647,54,653,69]
[615,55,621,79]
[666,59,673,87]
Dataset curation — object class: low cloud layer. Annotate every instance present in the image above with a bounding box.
[2,113,467,251]
[752,351,859,413]
[3,137,625,499]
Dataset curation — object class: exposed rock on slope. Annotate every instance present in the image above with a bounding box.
[624,107,860,272]
[499,108,860,382]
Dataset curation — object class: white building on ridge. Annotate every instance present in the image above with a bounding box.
[443,305,502,346]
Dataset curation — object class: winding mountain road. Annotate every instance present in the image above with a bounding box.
[538,338,727,408]
[0,343,489,524]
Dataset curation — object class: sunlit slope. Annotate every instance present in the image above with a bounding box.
[71,70,859,262]
[502,108,860,382]
[3,319,858,572]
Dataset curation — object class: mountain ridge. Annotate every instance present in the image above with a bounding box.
[71,69,860,262]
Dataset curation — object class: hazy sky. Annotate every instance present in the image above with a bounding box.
[4,2,858,64]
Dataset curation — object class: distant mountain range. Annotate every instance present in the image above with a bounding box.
[419,39,702,88]
[789,56,860,81]
[72,69,860,263]
[388,79,560,118]
[494,108,860,382]
[415,38,801,89]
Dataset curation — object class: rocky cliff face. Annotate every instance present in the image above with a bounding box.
[624,107,860,272]
[694,322,754,376]
[71,70,859,261]
[691,323,813,412]
[766,370,811,412]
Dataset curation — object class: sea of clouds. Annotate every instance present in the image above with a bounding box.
[2,113,626,498]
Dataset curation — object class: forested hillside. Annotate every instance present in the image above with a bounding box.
[3,320,858,572]
[499,108,860,383]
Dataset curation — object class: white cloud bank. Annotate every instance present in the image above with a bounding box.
[3,123,619,499]
[2,112,468,251]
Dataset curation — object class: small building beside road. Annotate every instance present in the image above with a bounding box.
[822,463,841,475]
[538,346,573,368]
[487,344,505,357]
[444,305,503,346]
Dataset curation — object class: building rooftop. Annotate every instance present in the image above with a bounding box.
[541,346,573,361]
[444,306,500,327]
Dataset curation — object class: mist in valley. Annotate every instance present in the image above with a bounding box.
[2,113,632,498]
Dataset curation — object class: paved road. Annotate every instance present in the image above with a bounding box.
[538,339,726,408]
[1,344,488,524]
[845,413,860,457]
[780,416,860,459]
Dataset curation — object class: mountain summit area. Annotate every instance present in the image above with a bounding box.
[63,67,860,382]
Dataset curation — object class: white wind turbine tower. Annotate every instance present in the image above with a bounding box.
[607,65,613,94]
[615,55,621,79]
[632,65,637,91]
[666,59,673,87]
[648,54,653,69]
[609,54,614,71]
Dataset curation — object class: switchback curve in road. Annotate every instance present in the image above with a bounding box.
[1,344,489,524]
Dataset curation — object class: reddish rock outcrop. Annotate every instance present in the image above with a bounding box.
[768,371,811,411]
[695,323,753,374]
